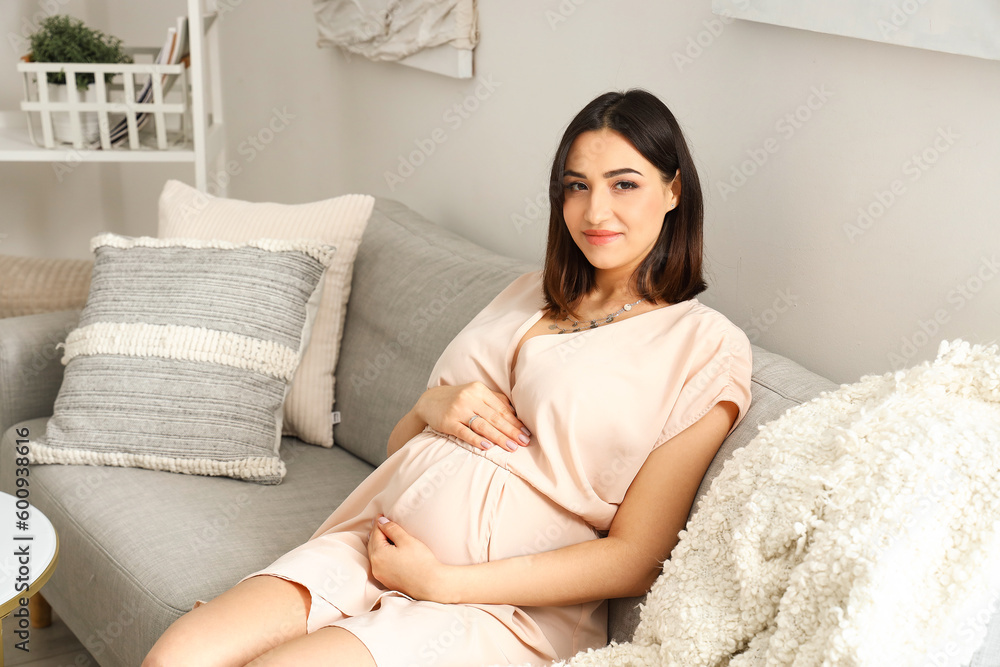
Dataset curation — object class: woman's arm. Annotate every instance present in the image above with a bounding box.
[386,382,533,458]
[386,406,428,458]
[370,400,740,606]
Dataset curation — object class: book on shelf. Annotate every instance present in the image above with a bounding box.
[93,15,189,149]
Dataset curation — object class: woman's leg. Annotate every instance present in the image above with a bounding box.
[142,574,316,667]
[246,627,376,666]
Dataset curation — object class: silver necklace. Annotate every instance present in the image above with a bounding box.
[549,298,644,334]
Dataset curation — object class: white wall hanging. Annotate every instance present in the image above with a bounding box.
[313,0,478,78]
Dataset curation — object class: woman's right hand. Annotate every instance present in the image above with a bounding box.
[414,382,531,452]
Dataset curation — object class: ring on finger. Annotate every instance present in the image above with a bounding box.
[468,414,482,428]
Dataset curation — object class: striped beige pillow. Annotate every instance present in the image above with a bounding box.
[158,180,374,447]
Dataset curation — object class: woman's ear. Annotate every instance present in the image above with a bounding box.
[668,169,681,210]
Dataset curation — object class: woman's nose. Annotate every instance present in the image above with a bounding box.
[584,186,612,224]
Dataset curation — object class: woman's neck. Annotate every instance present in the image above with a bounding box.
[588,268,640,311]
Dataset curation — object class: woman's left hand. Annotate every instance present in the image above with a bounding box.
[368,515,451,603]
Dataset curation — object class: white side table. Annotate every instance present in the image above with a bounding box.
[0,492,59,666]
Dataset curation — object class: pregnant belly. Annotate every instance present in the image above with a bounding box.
[386,431,600,566]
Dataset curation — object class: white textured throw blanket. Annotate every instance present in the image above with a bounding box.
[562,339,1000,667]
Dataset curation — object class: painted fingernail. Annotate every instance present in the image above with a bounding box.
[481,440,493,449]
[377,516,389,525]
[518,434,530,445]
[506,439,519,450]
[520,426,531,437]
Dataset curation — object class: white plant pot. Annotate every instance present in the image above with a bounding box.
[48,82,100,144]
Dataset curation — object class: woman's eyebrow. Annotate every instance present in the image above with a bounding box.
[563,168,644,179]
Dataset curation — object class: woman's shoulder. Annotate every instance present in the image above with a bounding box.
[513,268,544,290]
[490,269,544,305]
[466,269,544,322]
[672,298,752,353]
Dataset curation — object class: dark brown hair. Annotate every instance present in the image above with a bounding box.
[543,88,706,318]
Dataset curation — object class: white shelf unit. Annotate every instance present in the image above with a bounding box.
[0,0,225,194]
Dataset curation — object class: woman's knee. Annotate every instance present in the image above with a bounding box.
[143,576,311,667]
[142,613,212,667]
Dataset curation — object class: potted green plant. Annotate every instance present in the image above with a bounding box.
[25,15,133,144]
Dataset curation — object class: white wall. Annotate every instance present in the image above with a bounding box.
[1,1,997,385]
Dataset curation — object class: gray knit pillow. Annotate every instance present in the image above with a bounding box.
[32,234,335,484]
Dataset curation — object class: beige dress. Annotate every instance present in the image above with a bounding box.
[234,270,753,665]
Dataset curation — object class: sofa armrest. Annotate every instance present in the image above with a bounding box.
[0,310,80,437]
[0,255,92,318]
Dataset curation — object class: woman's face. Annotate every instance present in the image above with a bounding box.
[562,128,680,281]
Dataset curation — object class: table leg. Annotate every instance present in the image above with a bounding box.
[29,593,52,628]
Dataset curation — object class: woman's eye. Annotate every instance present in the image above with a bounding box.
[615,181,638,190]
[564,182,586,192]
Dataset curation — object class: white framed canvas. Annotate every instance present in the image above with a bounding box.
[712,0,1000,61]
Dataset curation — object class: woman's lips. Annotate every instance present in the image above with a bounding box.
[583,231,623,246]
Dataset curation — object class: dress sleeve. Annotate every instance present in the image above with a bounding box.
[652,323,754,450]
[424,269,542,390]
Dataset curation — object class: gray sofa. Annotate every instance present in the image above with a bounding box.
[1,197,997,666]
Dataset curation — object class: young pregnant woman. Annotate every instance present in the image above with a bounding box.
[144,88,753,666]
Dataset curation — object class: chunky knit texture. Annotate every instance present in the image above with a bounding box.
[553,338,1000,667]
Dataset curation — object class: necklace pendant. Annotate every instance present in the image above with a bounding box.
[623,303,633,311]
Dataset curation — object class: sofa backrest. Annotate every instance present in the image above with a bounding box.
[334,198,842,478]
[332,198,537,467]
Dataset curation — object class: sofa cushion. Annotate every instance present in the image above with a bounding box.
[607,343,840,643]
[158,180,376,448]
[32,235,333,484]
[333,198,537,468]
[2,417,376,667]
